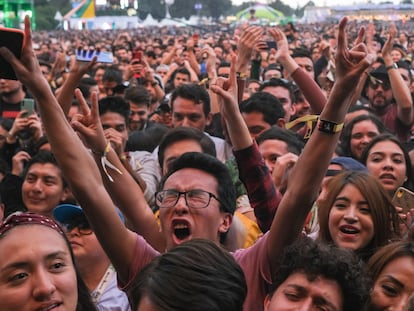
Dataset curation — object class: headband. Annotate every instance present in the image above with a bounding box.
[0,211,65,237]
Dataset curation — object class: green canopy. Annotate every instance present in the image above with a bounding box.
[236,4,284,22]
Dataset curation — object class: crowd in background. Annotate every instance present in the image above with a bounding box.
[0,15,414,311]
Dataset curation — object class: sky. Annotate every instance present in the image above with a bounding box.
[231,0,401,8]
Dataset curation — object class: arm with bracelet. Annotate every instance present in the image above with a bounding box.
[383,23,413,126]
[0,17,164,288]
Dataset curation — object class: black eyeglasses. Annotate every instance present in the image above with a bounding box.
[63,221,93,235]
[155,189,221,209]
[367,74,391,91]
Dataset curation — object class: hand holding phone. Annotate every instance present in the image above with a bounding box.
[265,41,277,50]
[0,28,24,80]
[75,48,114,63]
[132,50,142,63]
[20,99,35,118]
[392,187,414,214]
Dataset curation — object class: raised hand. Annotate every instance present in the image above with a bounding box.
[70,89,107,153]
[11,150,31,176]
[335,18,373,84]
[210,55,238,120]
[267,27,290,64]
[236,25,263,73]
[0,17,49,100]
[381,23,397,62]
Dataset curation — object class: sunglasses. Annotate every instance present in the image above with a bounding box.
[63,221,93,235]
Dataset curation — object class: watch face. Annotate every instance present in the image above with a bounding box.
[320,121,333,132]
[318,119,342,134]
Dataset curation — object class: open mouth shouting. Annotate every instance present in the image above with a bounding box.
[172,219,192,244]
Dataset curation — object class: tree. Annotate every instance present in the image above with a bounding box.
[137,0,164,20]
[34,0,71,30]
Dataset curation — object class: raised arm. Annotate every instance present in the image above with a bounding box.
[266,17,373,272]
[269,27,326,113]
[210,57,280,233]
[55,57,96,116]
[84,120,165,251]
[0,17,147,284]
[382,23,413,126]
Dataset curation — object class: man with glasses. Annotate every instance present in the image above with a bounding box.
[53,203,131,311]
[364,64,413,142]
[10,16,371,311]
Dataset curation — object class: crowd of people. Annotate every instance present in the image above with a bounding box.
[0,14,414,311]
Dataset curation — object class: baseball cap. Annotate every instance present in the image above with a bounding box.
[369,65,389,81]
[331,156,367,171]
[53,203,125,224]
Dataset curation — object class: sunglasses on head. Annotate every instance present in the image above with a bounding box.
[367,74,391,91]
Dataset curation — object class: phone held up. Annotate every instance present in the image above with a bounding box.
[20,98,35,118]
[75,48,114,63]
[132,50,142,63]
[0,27,24,80]
[392,186,414,214]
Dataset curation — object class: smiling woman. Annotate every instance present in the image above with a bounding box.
[0,212,96,311]
[318,171,400,261]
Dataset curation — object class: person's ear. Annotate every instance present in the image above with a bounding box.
[276,118,286,128]
[60,187,72,202]
[263,295,272,311]
[219,213,232,234]
[205,112,213,127]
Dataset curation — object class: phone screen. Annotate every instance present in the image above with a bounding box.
[0,28,24,80]
[75,49,114,63]
[266,41,277,50]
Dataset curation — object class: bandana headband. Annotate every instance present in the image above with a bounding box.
[0,211,65,237]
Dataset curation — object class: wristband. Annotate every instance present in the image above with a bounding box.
[386,63,398,71]
[92,142,123,182]
[236,72,247,79]
[317,119,344,134]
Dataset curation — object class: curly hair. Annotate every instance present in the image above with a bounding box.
[270,238,371,311]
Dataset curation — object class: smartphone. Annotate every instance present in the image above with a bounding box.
[75,49,114,63]
[20,98,35,117]
[0,28,24,80]
[132,50,142,63]
[392,187,414,214]
[266,41,277,50]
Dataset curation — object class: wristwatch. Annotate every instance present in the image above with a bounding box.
[317,119,344,134]
[386,63,398,71]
